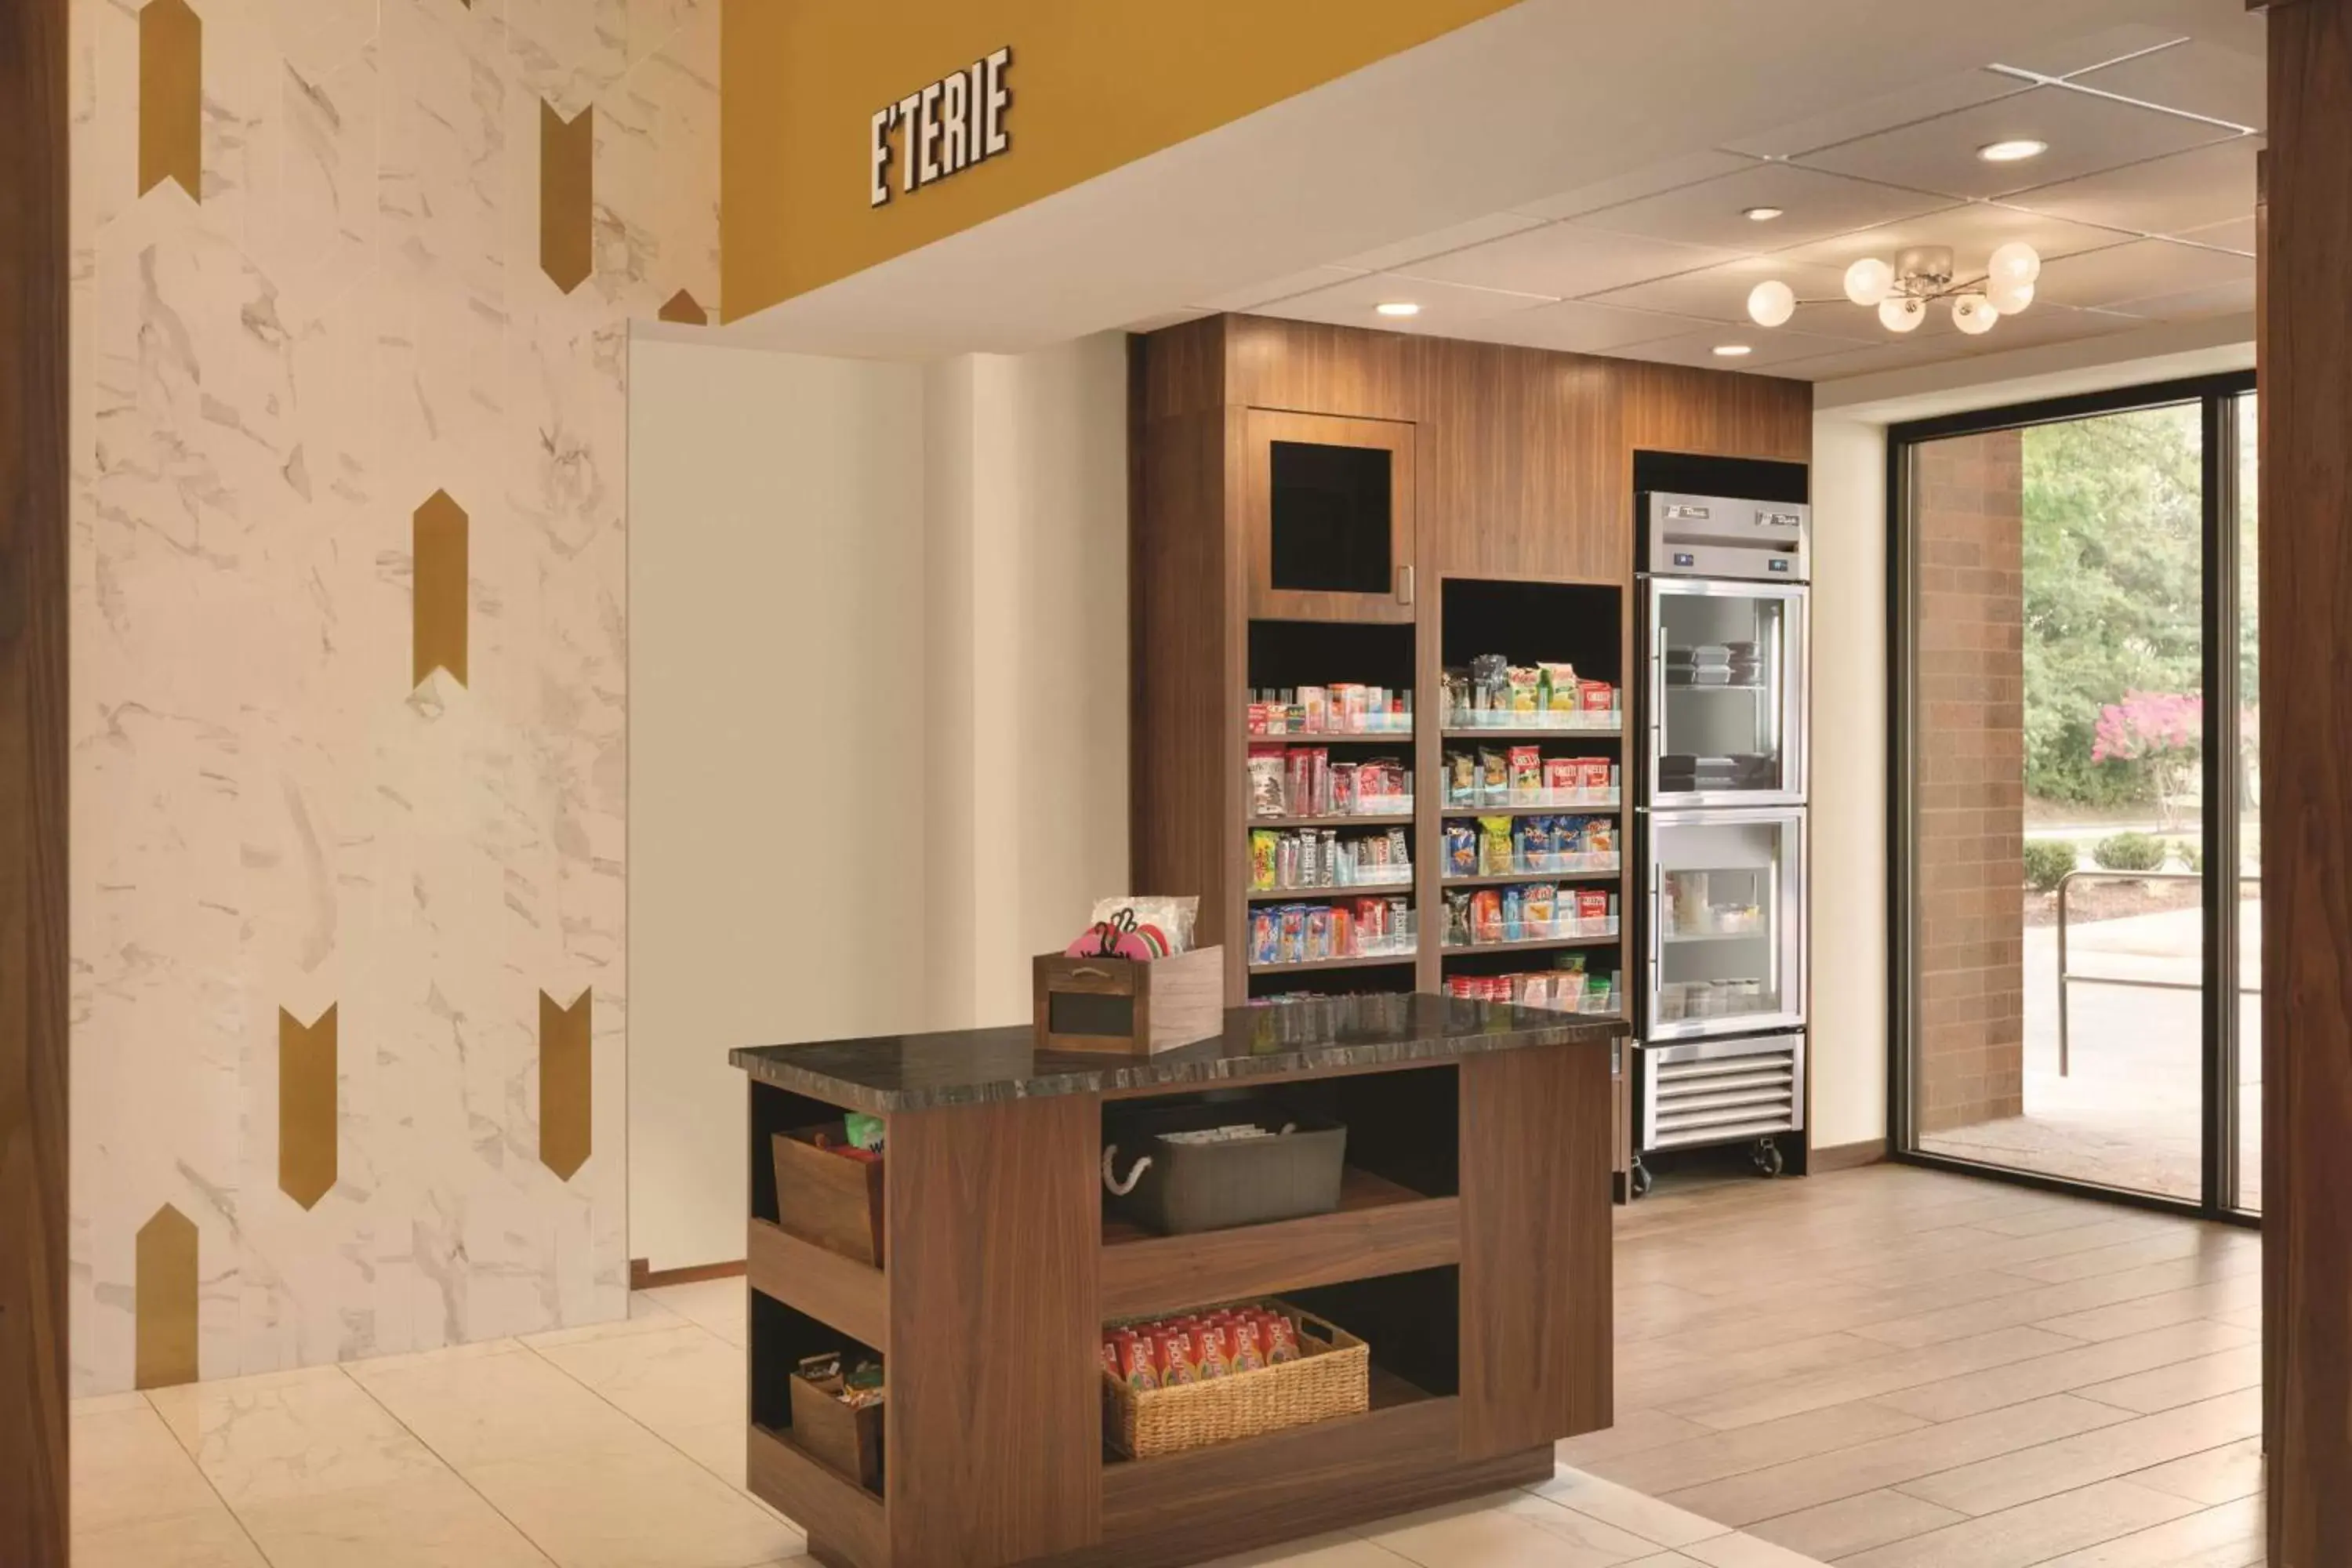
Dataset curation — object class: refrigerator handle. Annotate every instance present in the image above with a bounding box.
[1648,862,1664,986]
[1649,615,1668,771]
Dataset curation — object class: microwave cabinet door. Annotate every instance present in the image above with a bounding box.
[1647,580,1806,807]
[1245,409,1417,623]
[1646,810,1805,1041]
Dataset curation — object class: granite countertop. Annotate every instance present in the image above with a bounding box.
[729,993,1624,1112]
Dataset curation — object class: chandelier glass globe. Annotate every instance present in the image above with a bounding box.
[1878,296,1926,333]
[1987,277,2036,315]
[1951,293,1998,335]
[1844,257,1894,307]
[1746,280,1796,328]
[1987,241,2042,286]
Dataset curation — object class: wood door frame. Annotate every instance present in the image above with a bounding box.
[0,0,72,1555]
[1242,408,1417,624]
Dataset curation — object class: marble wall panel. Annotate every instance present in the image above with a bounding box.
[69,0,716,1394]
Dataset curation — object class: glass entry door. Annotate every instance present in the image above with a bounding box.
[1649,581,1806,807]
[1646,809,1804,1040]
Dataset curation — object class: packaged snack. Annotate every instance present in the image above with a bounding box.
[1189,1324,1231,1380]
[1577,888,1612,924]
[1472,889,1504,945]
[1118,1335,1160,1392]
[1509,746,1543,799]
[1229,1319,1268,1373]
[1250,829,1277,892]
[1277,906,1307,964]
[1479,815,1512,876]
[1153,1331,1199,1385]
[1260,1312,1301,1364]
[1305,906,1333,962]
[1582,816,1617,856]
[1445,890,1472,948]
[1250,909,1278,965]
[1330,906,1353,956]
[1544,757,1578,797]
[1540,661,1579,713]
[1341,684,1369,731]
[1501,885,1525,942]
[1479,749,1509,805]
[1579,757,1613,795]
[1249,746,1287,818]
[1310,749,1333,815]
[1446,750,1477,807]
[1296,832,1319,889]
[1445,820,1478,877]
[1102,1338,1123,1377]
[1508,666,1541,713]
[1513,815,1542,869]
[1089,895,1200,954]
[1283,751,1311,819]
[1581,680,1614,714]
[1330,762,1360,816]
[1319,829,1340,887]
[1301,685,1327,733]
[1523,883,1557,931]
[1388,895,1410,944]
[1387,827,1410,869]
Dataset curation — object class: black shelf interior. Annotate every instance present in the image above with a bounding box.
[1248,619,1417,696]
[1632,450,1809,506]
[1439,579,1620,690]
[1287,1263,1461,1399]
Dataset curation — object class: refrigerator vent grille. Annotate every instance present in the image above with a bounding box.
[1650,1044,1798,1148]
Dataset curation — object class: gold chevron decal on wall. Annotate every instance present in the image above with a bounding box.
[539,990,593,1181]
[136,1205,199,1389]
[540,103,595,294]
[658,289,709,325]
[278,1006,338,1210]
[412,489,469,688]
[138,0,202,201]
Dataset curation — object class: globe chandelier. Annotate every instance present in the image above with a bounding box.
[1744,241,2042,337]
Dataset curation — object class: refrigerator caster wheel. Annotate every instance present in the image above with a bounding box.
[1753,1138,1784,1178]
[1630,1161,1654,1200]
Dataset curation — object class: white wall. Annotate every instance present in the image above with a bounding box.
[1809,416,1890,1151]
[628,332,1129,1271]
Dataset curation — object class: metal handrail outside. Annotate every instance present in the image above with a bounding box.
[2054,867,2259,1076]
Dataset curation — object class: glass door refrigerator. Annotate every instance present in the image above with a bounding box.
[1630,493,1810,1196]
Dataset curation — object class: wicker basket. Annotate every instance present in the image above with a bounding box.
[1102,1299,1369,1460]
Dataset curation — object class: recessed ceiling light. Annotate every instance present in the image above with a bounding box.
[1743,206,1785,223]
[1374,301,1421,318]
[1977,138,2049,163]
[1712,344,1754,358]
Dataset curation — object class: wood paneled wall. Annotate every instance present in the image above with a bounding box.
[1130,312,1812,995]
[0,0,71,1554]
[2259,2,2352,1562]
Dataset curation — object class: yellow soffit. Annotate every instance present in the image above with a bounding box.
[720,0,1523,321]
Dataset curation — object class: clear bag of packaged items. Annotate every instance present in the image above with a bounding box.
[1442,748,1617,808]
[1247,898,1417,967]
[1441,657,1619,729]
[1442,884,1618,948]
[1246,685,1412,737]
[1249,826,1411,893]
[1446,958,1619,1014]
[1442,813,1618,879]
[1247,745,1413,819]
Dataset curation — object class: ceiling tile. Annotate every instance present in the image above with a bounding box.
[2174,216,2256,256]
[1793,85,2239,201]
[1573,165,1952,253]
[1443,299,1713,355]
[1999,26,2190,77]
[1586,255,1889,337]
[1400,223,1748,301]
[1722,69,2027,161]
[1942,303,2148,354]
[1193,265,1366,312]
[2000,136,2256,238]
[1257,270,1555,332]
[2072,40,2264,131]
[1337,212,1548,274]
[1508,150,1759,223]
[2102,278,2256,324]
[1765,338,1981,383]
[1608,327,1863,373]
[1774,201,2139,274]
[2027,236,2252,310]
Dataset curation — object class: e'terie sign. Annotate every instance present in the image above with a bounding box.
[870,47,1013,208]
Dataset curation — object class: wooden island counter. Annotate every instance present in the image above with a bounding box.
[731,994,1624,1568]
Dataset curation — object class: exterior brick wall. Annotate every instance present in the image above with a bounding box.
[1913,430,2027,1134]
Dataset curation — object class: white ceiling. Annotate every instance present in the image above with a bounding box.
[1224,29,2261,383]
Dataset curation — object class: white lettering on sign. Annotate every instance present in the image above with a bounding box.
[870,46,1012,208]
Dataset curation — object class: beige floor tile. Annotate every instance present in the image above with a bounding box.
[1850,1256,2256,1353]
[146,1365,448,1509]
[71,1390,153,1416]
[642,1279,749,1332]
[232,1468,556,1568]
[349,1336,528,1375]
[1872,1321,2255,1424]
[2076,1345,2263,1414]
[1616,1557,1709,1567]
[2005,1229,2258,1287]
[666,1417,753,1492]
[1894,1389,2263,1515]
[532,1323,746,1436]
[2213,1305,2263,1332]
[459,1443,807,1568]
[1680,1534,1835,1567]
[2034,1279,2263,1345]
[1527,1468,1733,1550]
[350,1345,661,1468]
[1202,1529,1418,1565]
[1668,1326,2079,1431]
[1587,1401,1926,1497]
[1744,1488,1965,1560]
[1366,1490,1664,1567]
[1837,1479,2199,1568]
[70,1403,229,1534]
[1657,1395,2129,1529]
[2125,1436,2264,1506]
[523,1291,685,1349]
[71,1506,270,1568]
[1555,1409,1718,1469]
[2031,1495,2264,1567]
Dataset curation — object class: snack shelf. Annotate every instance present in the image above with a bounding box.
[1442,931,1621,956]
[1440,789,1620,813]
[747,1423,887,1540]
[1441,800,1619,818]
[1247,949,1418,975]
[1096,1378,1450,1487]
[1247,877,1413,902]
[1250,812,1414,829]
[747,1218,888,1354]
[1443,869,1617,887]
[1245,727,1416,742]
[1100,1169,1457,1318]
[1440,716,1622,735]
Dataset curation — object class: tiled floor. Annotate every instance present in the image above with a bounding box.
[71,1164,2263,1568]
